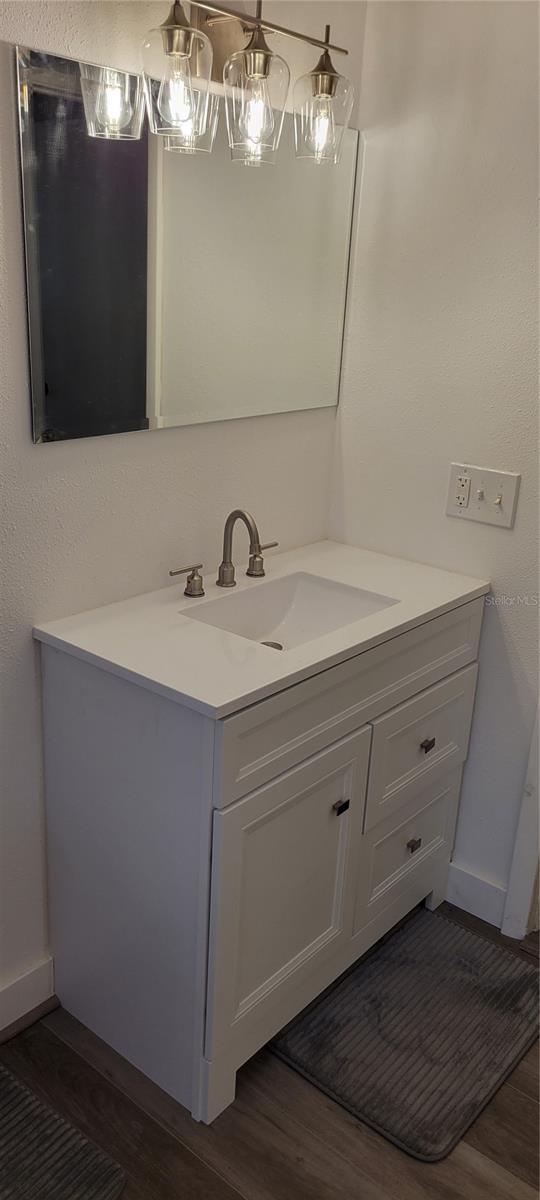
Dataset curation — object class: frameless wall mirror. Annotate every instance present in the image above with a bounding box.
[15,45,358,443]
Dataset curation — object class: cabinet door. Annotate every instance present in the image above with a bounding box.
[205,727,371,1058]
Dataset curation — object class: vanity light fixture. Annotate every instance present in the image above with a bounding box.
[293,26,354,165]
[222,1,289,165]
[141,1,214,149]
[81,2,352,160]
[80,64,145,140]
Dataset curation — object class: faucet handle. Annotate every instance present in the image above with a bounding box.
[169,563,205,597]
[247,541,279,579]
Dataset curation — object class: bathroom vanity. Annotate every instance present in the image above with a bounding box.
[34,541,489,1122]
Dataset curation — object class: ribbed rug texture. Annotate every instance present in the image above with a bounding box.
[271,909,539,1161]
[0,1061,125,1199]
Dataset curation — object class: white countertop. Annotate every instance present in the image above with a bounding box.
[33,541,489,718]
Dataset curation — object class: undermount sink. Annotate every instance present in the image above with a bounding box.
[183,572,398,650]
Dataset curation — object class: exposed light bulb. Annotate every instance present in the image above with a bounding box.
[238,78,274,146]
[224,27,289,163]
[95,69,133,132]
[307,95,335,160]
[157,54,194,127]
[293,26,353,165]
[173,120,195,146]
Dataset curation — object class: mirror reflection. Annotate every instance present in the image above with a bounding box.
[16,46,358,443]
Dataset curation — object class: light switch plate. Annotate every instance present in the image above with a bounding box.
[446,463,520,528]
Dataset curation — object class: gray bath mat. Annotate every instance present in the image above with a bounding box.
[0,1060,125,1199]
[271,909,539,1161]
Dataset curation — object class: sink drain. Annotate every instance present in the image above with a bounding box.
[261,640,284,651]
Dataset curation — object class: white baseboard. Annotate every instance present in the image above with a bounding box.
[0,957,54,1032]
[446,861,507,927]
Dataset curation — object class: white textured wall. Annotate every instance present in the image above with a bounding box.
[0,0,366,1006]
[331,1,538,902]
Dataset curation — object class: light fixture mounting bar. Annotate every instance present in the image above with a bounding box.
[188,0,349,55]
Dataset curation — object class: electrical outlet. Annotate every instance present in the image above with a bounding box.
[455,474,471,508]
[446,463,520,528]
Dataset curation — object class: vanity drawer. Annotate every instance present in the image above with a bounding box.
[364,663,477,831]
[213,599,483,806]
[354,770,461,933]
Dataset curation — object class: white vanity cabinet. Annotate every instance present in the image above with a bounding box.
[37,582,485,1124]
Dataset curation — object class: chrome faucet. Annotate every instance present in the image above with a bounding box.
[216,510,278,587]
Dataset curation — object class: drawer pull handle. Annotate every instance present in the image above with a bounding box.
[420,737,436,754]
[407,837,422,854]
[333,799,350,816]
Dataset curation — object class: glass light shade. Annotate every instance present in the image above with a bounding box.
[223,48,290,165]
[293,71,354,164]
[80,64,145,140]
[163,91,219,153]
[142,23,213,139]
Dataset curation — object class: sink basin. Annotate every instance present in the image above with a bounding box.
[183,572,398,650]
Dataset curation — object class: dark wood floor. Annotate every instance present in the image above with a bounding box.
[1,904,538,1200]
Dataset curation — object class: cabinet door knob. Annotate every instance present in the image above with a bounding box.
[420,736,436,754]
[407,836,422,854]
[333,799,350,816]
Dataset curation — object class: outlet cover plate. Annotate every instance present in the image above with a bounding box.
[446,463,520,528]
